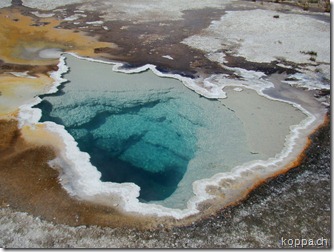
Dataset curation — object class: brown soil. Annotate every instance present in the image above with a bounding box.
[0,62,57,76]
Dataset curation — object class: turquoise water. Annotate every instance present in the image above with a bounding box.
[36,55,261,208]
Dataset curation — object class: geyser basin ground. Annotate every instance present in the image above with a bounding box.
[35,54,307,212]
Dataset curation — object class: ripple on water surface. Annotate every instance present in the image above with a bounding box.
[36,54,305,209]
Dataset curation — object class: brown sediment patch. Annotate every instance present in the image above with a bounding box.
[223,53,299,75]
[0,8,116,65]
[0,62,57,76]
[0,119,167,230]
[55,7,233,76]
[249,0,331,13]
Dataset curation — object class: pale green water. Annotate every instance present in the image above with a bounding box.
[37,55,265,209]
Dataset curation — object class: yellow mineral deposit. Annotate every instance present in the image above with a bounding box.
[0,8,116,65]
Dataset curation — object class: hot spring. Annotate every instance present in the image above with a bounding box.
[35,54,306,210]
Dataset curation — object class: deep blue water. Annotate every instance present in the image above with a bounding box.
[37,95,200,201]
